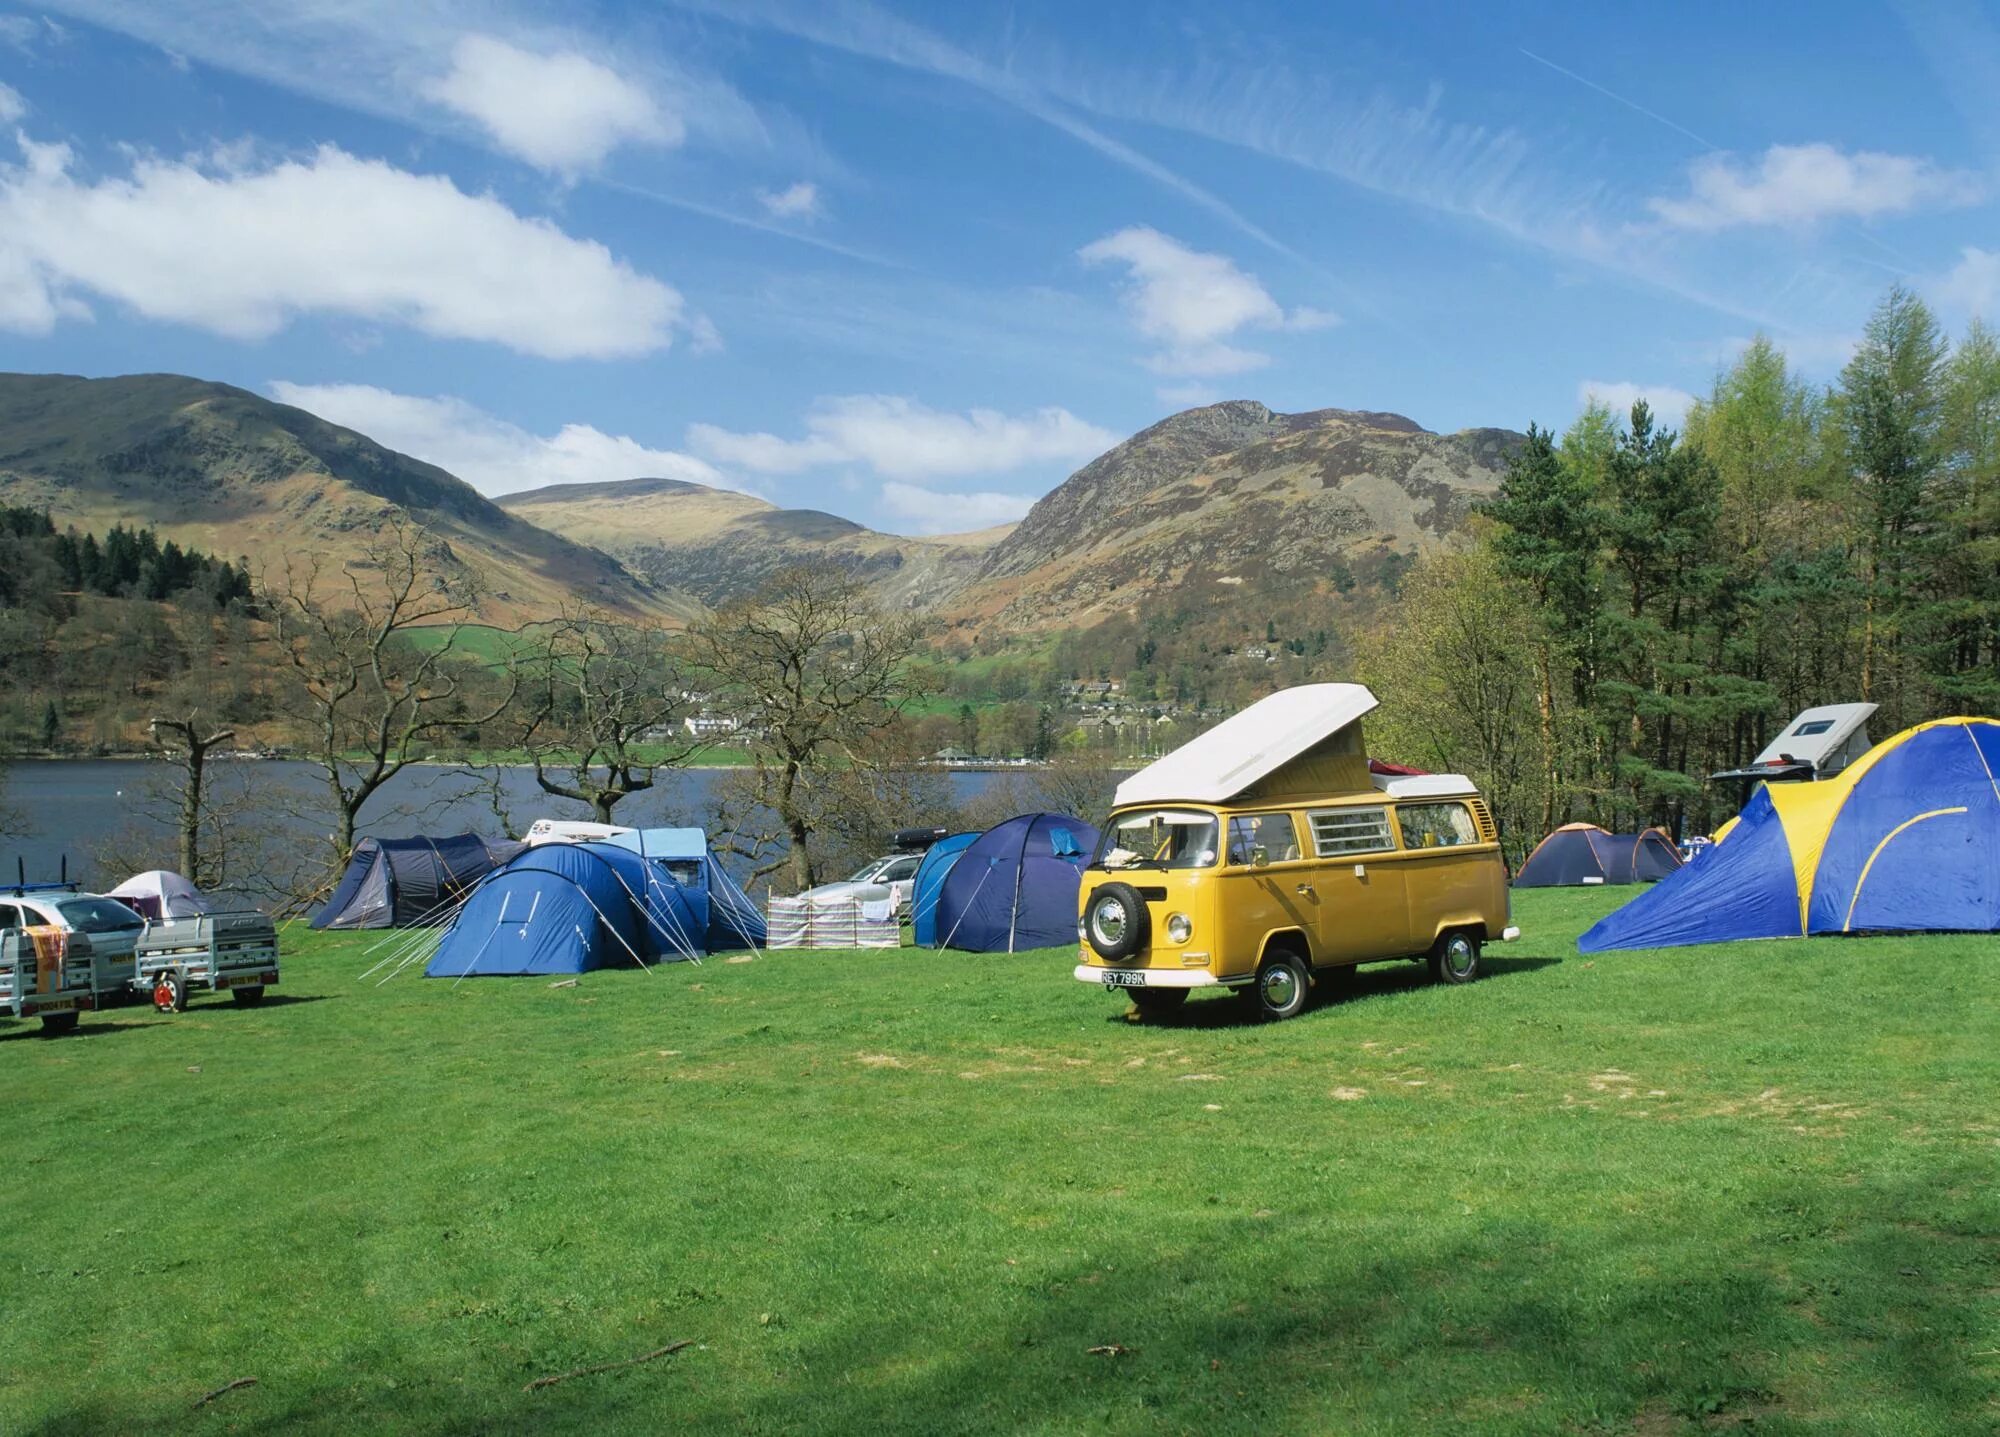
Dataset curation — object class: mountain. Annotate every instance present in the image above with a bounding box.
[951,401,1523,630]
[499,476,1011,611]
[0,373,690,626]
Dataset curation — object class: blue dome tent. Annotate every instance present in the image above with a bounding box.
[929,813,1099,953]
[1513,824,1682,887]
[424,842,704,977]
[910,832,979,947]
[606,827,766,951]
[313,833,523,929]
[1581,717,2000,952]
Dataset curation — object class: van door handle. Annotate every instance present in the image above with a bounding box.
[1294,883,1315,896]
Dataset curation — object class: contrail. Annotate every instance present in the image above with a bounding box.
[1519,47,1716,152]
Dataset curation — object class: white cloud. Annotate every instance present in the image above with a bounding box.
[688,395,1117,479]
[1648,143,1980,230]
[423,33,676,176]
[1079,226,1335,376]
[0,135,688,358]
[0,82,24,122]
[758,181,822,220]
[268,382,729,497]
[1578,380,1697,429]
[879,482,1034,535]
[1936,247,2000,319]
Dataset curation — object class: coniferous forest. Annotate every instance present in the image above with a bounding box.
[1365,286,2000,849]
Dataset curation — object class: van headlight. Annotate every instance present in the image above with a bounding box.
[1166,913,1192,944]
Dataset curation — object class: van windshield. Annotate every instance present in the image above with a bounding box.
[1094,810,1220,871]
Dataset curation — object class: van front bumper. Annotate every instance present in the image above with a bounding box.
[1073,964,1247,989]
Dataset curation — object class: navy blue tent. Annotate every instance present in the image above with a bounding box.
[910,832,979,947]
[606,827,766,950]
[424,842,704,977]
[313,833,523,929]
[929,813,1098,952]
[1513,824,1682,888]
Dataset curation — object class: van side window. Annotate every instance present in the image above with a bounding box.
[1227,813,1299,865]
[1308,807,1394,857]
[1398,802,1478,849]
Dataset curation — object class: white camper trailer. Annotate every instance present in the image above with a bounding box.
[1709,702,1877,786]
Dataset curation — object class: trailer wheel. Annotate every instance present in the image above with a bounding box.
[38,1011,79,1035]
[231,985,265,1006]
[153,970,188,1013]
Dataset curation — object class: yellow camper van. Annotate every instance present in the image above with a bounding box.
[1074,683,1518,1021]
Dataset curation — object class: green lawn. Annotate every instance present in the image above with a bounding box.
[2,890,1994,1435]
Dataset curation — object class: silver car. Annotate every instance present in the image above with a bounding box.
[798,853,925,913]
[0,893,146,1001]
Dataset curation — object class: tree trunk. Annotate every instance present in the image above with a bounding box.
[179,745,204,881]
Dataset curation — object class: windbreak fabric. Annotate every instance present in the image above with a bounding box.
[931,814,1100,953]
[911,833,979,947]
[1581,717,2000,952]
[424,841,703,976]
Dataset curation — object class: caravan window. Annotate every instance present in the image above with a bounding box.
[1308,807,1395,858]
[1397,802,1478,849]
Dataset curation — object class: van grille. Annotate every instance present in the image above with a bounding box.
[1467,798,1498,843]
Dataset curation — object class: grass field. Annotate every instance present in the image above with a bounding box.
[3,890,1994,1435]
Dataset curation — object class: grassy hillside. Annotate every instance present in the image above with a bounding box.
[2,889,1992,1433]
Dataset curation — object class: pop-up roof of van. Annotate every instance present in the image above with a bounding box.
[1114,684,1380,807]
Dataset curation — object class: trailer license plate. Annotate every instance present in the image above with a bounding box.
[39,999,75,1012]
[1101,969,1145,988]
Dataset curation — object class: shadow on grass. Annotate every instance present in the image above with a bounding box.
[1111,955,1564,1029]
[0,1018,158,1043]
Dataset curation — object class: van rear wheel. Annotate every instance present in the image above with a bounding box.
[1429,930,1481,985]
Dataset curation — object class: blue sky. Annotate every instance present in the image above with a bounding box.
[0,1,1996,533]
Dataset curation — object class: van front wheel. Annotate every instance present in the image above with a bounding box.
[1429,930,1481,985]
[1249,952,1311,1021]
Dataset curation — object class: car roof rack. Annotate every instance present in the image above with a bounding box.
[5,854,80,897]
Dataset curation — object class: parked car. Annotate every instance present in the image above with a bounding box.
[798,853,925,913]
[0,891,145,1002]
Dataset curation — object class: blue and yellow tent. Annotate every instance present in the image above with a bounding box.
[1580,717,2000,952]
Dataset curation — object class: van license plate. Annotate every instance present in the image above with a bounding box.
[1101,970,1146,988]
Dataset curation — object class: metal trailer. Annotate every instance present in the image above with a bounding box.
[134,911,280,1013]
[0,925,97,1034]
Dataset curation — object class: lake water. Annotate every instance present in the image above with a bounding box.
[0,760,1011,903]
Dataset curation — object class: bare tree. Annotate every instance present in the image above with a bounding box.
[268,519,516,865]
[146,710,234,884]
[688,562,932,890]
[513,606,697,823]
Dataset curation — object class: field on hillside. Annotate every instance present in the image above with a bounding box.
[2,891,1994,1435]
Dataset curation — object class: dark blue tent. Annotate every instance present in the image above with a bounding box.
[1513,824,1682,888]
[1581,717,2000,952]
[425,842,704,977]
[313,833,523,929]
[910,832,979,947]
[606,827,766,950]
[929,813,1098,953]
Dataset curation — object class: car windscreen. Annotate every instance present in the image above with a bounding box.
[1093,810,1219,870]
[55,897,146,933]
